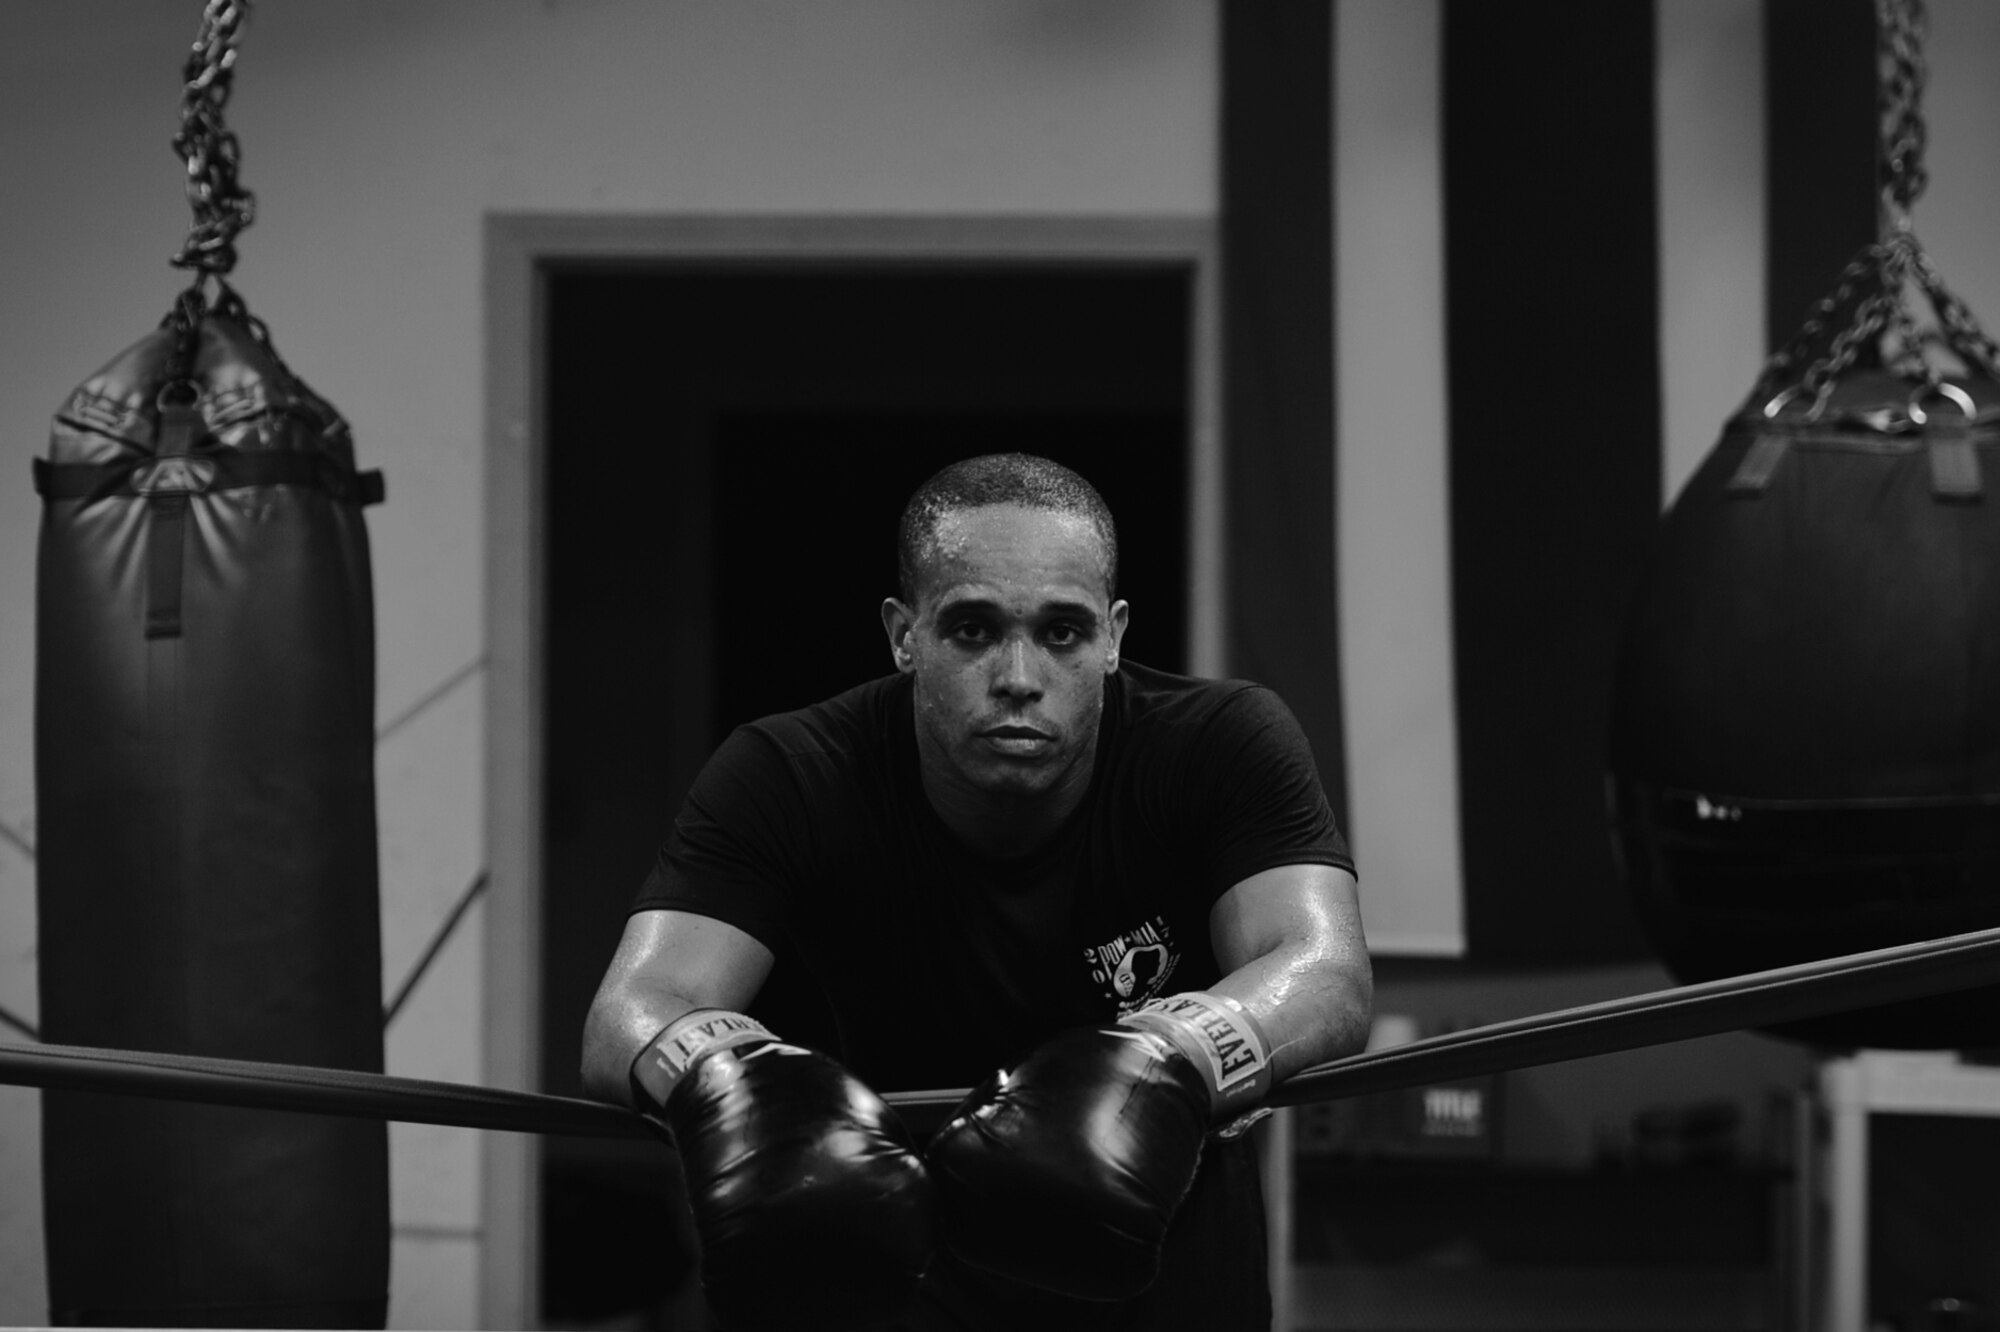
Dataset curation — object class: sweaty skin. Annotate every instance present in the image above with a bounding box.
[880,503,1129,861]
[582,498,1371,1107]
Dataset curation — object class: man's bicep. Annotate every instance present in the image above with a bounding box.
[1195,688,1354,895]
[1208,863,1365,975]
[612,909,776,1009]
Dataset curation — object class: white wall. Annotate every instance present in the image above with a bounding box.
[1657,0,1767,504]
[1334,0,1770,959]
[1334,0,1465,958]
[0,3,1216,1325]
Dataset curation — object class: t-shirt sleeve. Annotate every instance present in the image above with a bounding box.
[628,723,806,948]
[1190,685,1355,903]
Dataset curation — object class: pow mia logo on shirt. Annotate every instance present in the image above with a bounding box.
[1084,915,1181,1015]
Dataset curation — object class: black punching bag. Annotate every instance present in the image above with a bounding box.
[1610,368,2000,1049]
[33,303,390,1325]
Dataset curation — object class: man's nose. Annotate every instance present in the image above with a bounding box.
[990,635,1043,698]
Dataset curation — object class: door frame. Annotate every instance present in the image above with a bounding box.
[481,213,1219,1327]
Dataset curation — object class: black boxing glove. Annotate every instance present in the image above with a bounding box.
[631,1009,934,1330]
[926,991,1274,1301]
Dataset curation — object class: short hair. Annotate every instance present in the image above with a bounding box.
[897,453,1119,605]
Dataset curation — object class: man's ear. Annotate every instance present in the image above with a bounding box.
[881,598,918,674]
[1106,599,1130,673]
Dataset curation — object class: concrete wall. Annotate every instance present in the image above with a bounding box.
[0,3,1215,1325]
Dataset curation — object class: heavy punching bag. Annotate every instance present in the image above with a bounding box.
[1610,360,2000,1049]
[1610,0,2000,1049]
[32,5,392,1324]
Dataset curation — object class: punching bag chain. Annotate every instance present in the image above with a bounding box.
[1877,0,1929,228]
[1914,243,2000,379]
[1752,0,2000,421]
[164,0,256,392]
[170,0,255,280]
[1874,0,1932,393]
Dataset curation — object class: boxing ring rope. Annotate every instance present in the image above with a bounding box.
[8,923,2000,1137]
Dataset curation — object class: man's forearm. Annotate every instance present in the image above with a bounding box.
[1208,944,1373,1083]
[579,979,707,1107]
[581,910,779,1106]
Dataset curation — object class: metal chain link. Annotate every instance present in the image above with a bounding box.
[1877,0,1929,225]
[1913,246,2000,380]
[170,0,255,278]
[1800,271,1898,415]
[1753,0,2000,421]
[1752,244,1887,406]
[162,0,256,391]
[1877,232,1938,389]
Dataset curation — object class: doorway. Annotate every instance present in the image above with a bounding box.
[528,250,1202,1324]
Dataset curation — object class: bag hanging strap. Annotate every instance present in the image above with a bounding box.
[144,399,201,639]
[32,449,387,508]
[32,403,383,642]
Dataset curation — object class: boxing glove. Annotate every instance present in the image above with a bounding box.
[926,991,1273,1301]
[631,1009,934,1330]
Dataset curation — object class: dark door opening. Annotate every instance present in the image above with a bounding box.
[538,262,1191,1324]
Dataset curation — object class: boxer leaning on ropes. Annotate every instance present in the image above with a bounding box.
[582,452,1372,1331]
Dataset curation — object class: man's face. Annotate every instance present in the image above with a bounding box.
[881,503,1128,804]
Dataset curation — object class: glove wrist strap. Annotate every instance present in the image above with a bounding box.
[629,1008,773,1112]
[1120,991,1273,1121]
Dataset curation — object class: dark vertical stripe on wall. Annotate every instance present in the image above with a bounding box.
[1443,1,1657,963]
[1220,3,1346,825]
[1764,0,1879,349]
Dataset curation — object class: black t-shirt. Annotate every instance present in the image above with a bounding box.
[632,660,1354,1329]
[632,660,1354,1093]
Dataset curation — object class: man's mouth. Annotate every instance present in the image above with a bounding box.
[978,724,1055,754]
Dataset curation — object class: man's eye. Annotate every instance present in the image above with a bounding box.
[947,622,994,644]
[1043,622,1086,647]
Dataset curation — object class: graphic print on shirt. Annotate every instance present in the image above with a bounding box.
[1083,915,1181,1015]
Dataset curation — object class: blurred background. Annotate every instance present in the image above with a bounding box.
[5,1,2000,1328]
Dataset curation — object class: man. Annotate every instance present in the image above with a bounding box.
[582,453,1371,1330]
